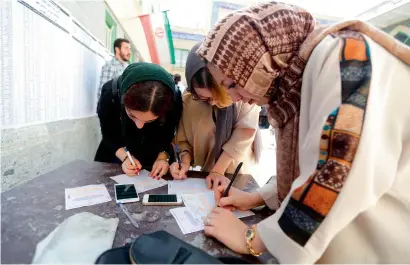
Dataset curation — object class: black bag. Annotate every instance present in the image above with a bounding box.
[97,76,122,114]
[110,76,121,103]
[95,230,249,264]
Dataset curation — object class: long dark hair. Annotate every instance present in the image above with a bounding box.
[122,81,173,118]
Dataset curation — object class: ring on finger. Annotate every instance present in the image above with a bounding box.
[204,216,212,226]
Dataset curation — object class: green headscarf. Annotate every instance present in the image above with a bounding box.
[120,62,176,98]
[117,62,183,168]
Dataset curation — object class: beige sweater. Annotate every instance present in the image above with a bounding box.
[176,93,261,175]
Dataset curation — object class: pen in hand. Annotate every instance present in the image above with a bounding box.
[221,162,243,198]
[125,147,140,175]
[173,144,181,170]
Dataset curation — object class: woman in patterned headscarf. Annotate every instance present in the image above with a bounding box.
[197,2,410,263]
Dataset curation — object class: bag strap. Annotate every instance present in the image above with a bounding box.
[111,76,120,103]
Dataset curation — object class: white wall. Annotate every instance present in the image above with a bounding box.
[59,0,106,42]
[60,0,134,54]
[0,0,110,191]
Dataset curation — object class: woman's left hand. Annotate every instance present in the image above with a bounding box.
[150,159,169,179]
[206,172,230,189]
[203,207,249,254]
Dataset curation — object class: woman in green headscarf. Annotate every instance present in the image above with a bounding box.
[95,62,182,179]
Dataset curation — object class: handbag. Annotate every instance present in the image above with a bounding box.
[95,230,249,264]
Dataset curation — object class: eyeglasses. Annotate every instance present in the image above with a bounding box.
[228,82,236,89]
[191,93,213,102]
[188,81,236,102]
[188,87,214,102]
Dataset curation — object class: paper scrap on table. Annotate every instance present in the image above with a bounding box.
[110,169,168,193]
[65,184,111,210]
[171,191,254,235]
[182,191,254,219]
[32,212,119,264]
[170,207,204,235]
[168,178,210,194]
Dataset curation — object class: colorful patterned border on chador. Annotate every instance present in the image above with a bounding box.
[278,31,372,246]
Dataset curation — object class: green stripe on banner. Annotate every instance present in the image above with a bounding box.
[163,11,175,65]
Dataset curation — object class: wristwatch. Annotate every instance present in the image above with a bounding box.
[245,225,262,257]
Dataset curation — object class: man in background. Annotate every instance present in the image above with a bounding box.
[173,74,186,94]
[97,38,131,100]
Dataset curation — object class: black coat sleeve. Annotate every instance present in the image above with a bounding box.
[97,80,124,155]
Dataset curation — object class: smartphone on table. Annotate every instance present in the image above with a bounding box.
[142,194,183,206]
[114,184,140,203]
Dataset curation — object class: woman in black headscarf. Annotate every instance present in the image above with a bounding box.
[95,62,182,179]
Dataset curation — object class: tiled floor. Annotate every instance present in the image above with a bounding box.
[252,128,277,187]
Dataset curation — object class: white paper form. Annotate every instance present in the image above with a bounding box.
[110,170,168,193]
[65,184,111,210]
[168,178,210,195]
[170,207,204,235]
[182,191,255,219]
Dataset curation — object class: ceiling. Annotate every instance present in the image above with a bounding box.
[363,1,410,28]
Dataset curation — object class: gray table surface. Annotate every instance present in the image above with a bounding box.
[1,160,277,264]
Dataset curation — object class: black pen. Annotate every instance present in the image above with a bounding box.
[222,162,243,198]
[173,144,181,169]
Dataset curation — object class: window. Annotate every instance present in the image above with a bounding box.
[105,10,117,53]
[394,32,408,43]
[105,26,113,52]
[174,49,189,68]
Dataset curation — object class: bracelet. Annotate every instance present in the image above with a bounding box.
[245,225,262,257]
[210,171,224,176]
[122,156,129,163]
[160,151,169,162]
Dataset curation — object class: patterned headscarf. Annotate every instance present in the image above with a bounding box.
[197,2,316,202]
[197,2,317,127]
[197,1,410,203]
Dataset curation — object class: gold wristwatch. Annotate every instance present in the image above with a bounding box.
[245,225,262,257]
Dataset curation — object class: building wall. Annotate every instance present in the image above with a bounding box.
[211,1,245,27]
[169,1,339,86]
[60,0,140,61]
[170,28,206,85]
[0,0,110,192]
[105,6,125,48]
[210,1,339,27]
[1,117,101,191]
[59,1,106,42]
[383,19,410,32]
[383,19,410,46]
